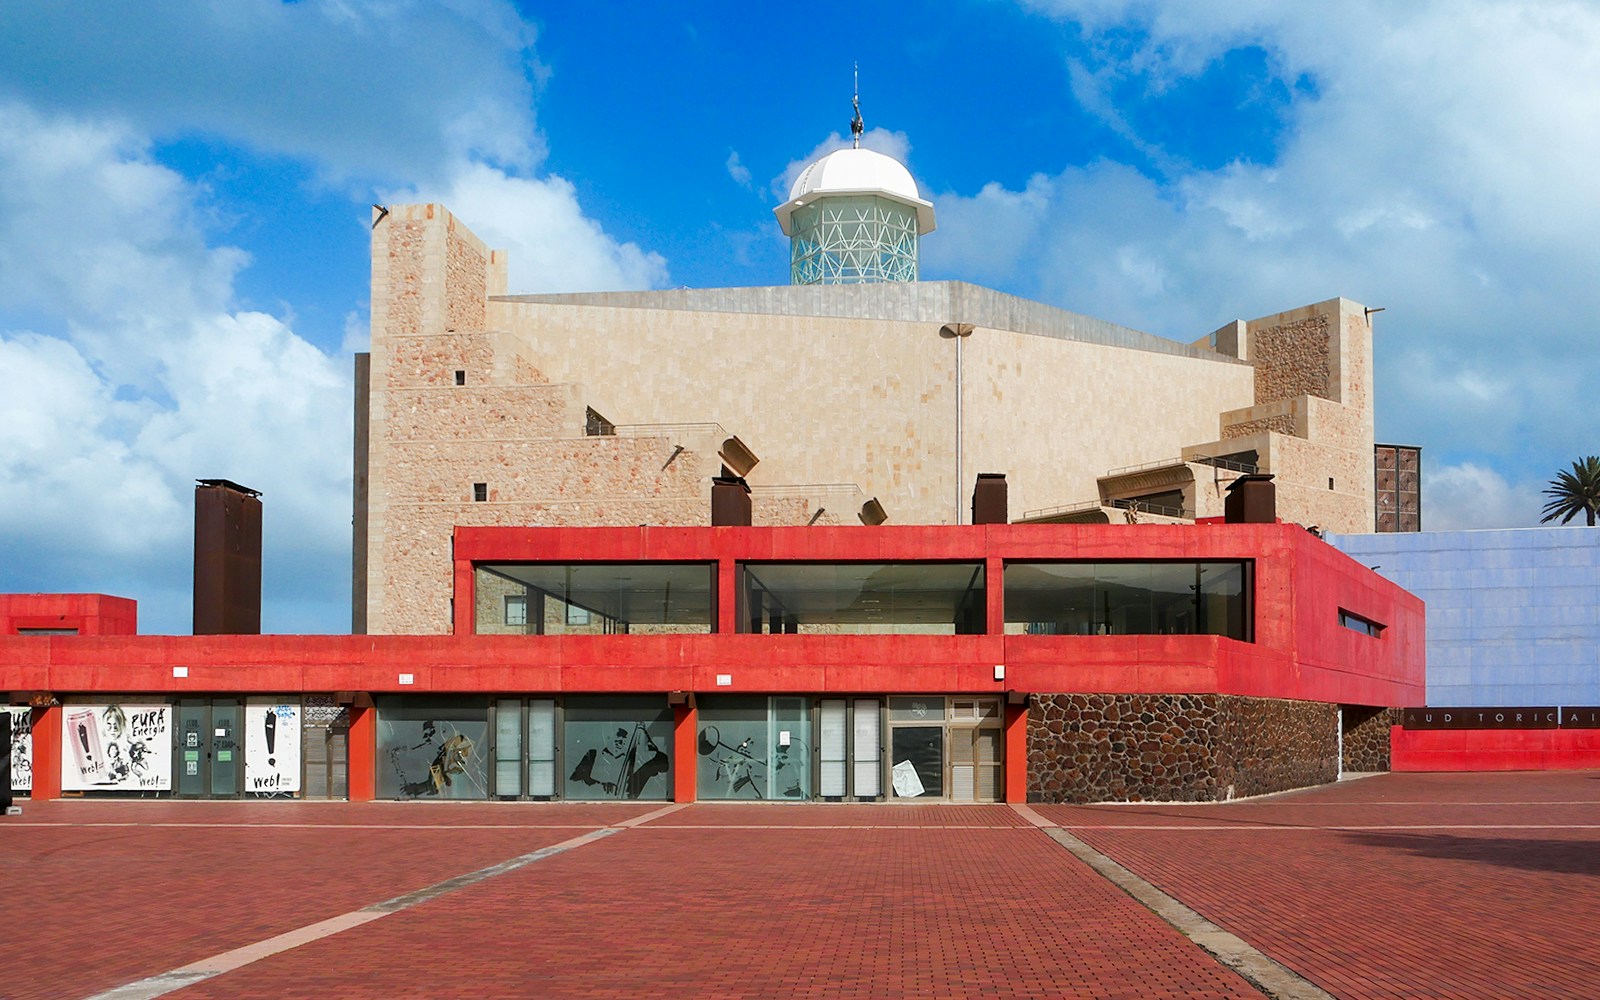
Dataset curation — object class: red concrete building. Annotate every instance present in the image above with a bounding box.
[2,520,1421,804]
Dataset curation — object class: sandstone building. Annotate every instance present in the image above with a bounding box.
[358,181,1376,634]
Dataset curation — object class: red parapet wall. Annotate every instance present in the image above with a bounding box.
[1,594,138,636]
[1391,726,1600,771]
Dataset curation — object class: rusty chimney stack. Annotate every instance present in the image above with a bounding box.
[1224,474,1276,524]
[711,474,752,527]
[193,479,262,635]
[971,473,1008,525]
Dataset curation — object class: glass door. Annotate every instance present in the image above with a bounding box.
[177,700,206,797]
[209,698,241,797]
[819,698,884,800]
[889,698,946,799]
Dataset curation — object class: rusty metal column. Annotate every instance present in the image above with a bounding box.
[193,479,263,635]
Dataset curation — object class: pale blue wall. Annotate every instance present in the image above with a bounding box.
[1327,527,1600,707]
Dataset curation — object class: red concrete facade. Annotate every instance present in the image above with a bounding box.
[453,523,1424,706]
[1,593,137,636]
[0,522,1424,803]
[1391,727,1600,771]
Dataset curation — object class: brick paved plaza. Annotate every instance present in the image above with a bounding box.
[3,772,1597,999]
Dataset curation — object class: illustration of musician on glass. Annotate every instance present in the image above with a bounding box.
[697,724,808,799]
[390,718,484,798]
[569,723,668,799]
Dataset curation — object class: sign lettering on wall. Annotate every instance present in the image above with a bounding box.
[1401,707,1561,730]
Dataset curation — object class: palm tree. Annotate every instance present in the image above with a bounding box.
[1540,456,1600,526]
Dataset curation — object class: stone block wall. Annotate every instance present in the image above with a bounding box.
[1251,313,1331,404]
[1028,693,1339,803]
[1216,695,1338,799]
[1341,705,1397,772]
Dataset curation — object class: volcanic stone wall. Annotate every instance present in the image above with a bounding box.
[1028,693,1341,803]
[1340,705,1397,772]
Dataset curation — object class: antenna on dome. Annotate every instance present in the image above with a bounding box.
[850,63,863,149]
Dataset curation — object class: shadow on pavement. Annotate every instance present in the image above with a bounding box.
[1343,830,1600,877]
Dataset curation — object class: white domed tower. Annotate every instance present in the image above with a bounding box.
[773,90,935,285]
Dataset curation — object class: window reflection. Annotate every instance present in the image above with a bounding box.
[739,562,986,635]
[1004,561,1250,640]
[474,563,714,635]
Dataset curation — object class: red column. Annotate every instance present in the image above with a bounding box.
[673,701,698,803]
[1004,700,1030,804]
[986,554,1005,636]
[452,547,474,635]
[29,703,62,800]
[717,557,737,634]
[347,703,376,801]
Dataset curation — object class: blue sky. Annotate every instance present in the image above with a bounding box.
[1,0,1596,634]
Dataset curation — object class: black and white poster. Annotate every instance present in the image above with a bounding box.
[6,706,30,792]
[61,703,171,791]
[245,699,300,794]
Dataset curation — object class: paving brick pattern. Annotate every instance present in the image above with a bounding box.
[174,820,1257,1000]
[0,801,654,1000]
[4,773,1597,999]
[1039,771,1600,999]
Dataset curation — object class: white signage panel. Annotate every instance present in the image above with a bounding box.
[245,699,301,793]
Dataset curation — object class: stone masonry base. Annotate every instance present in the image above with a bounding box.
[1027,693,1346,803]
[1340,704,1397,772]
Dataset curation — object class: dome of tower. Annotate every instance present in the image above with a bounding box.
[774,147,935,237]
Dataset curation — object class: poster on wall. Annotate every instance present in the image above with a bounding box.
[245,699,301,794]
[61,704,172,791]
[7,706,31,792]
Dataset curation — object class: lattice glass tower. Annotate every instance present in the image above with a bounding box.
[773,148,936,285]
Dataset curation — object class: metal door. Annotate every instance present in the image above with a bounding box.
[175,699,243,798]
[209,698,241,797]
[177,700,207,796]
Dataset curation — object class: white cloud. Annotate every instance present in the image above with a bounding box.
[385,160,669,293]
[0,103,351,633]
[1423,462,1544,530]
[934,1,1600,483]
[0,0,545,184]
[726,151,753,190]
[0,4,679,631]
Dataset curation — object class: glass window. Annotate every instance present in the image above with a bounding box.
[1339,609,1385,637]
[696,696,812,801]
[376,696,489,800]
[474,563,715,635]
[738,562,986,634]
[494,699,522,797]
[527,699,557,798]
[562,696,672,801]
[1004,561,1250,640]
[503,595,527,627]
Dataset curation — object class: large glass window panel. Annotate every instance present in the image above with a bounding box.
[376,697,489,800]
[474,563,715,635]
[494,699,521,797]
[852,699,882,798]
[1004,561,1250,640]
[696,696,811,801]
[819,700,847,798]
[770,697,811,800]
[563,696,672,801]
[739,563,985,634]
[528,699,556,798]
